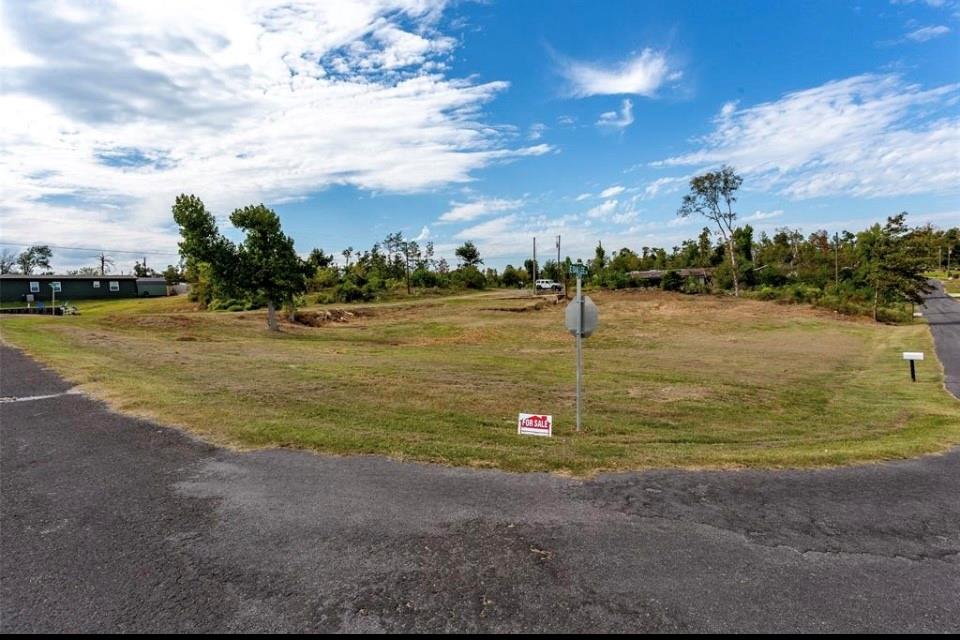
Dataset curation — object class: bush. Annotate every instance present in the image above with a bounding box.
[680,276,708,295]
[660,270,683,292]
[411,268,440,288]
[334,280,365,303]
[452,265,486,290]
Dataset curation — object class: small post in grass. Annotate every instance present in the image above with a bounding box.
[565,260,598,432]
[902,352,924,382]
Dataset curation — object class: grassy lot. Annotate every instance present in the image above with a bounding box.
[927,270,960,296]
[2,290,957,474]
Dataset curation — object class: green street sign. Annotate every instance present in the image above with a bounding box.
[569,264,587,277]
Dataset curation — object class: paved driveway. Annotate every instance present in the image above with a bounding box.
[924,281,960,399]
[1,345,958,632]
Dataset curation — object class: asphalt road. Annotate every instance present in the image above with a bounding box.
[923,281,960,399]
[2,344,959,633]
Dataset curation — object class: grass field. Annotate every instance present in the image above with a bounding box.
[927,270,960,296]
[2,290,958,474]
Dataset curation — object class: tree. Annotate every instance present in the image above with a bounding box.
[592,241,607,273]
[0,249,18,274]
[16,245,53,275]
[523,258,537,280]
[162,264,182,285]
[67,266,101,276]
[307,248,333,269]
[501,264,525,288]
[98,252,115,276]
[133,261,158,277]
[857,213,933,322]
[173,194,310,331]
[230,204,313,330]
[678,165,744,296]
[341,247,354,268]
[455,241,483,267]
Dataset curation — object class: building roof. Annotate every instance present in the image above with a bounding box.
[0,274,137,280]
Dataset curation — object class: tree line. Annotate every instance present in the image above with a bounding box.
[588,165,958,322]
[171,170,956,329]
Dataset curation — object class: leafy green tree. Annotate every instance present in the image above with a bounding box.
[856,213,933,321]
[230,204,313,330]
[133,261,158,277]
[173,194,310,331]
[501,264,525,288]
[307,248,333,269]
[455,241,483,267]
[162,264,182,285]
[16,245,53,275]
[523,258,537,280]
[592,241,607,273]
[678,165,744,296]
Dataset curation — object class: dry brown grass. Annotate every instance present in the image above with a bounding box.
[2,288,957,474]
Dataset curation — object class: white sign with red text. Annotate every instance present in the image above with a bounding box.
[518,413,553,437]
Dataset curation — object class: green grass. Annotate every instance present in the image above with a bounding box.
[927,270,960,295]
[2,290,957,475]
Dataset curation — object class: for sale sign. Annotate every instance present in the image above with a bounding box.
[518,413,552,437]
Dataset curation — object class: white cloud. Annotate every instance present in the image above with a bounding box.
[561,48,677,97]
[575,192,592,201]
[414,225,431,242]
[586,199,618,219]
[438,197,524,223]
[657,74,960,199]
[742,210,784,222]
[528,122,547,140]
[0,0,550,261]
[641,175,689,199]
[453,214,517,240]
[891,0,947,7]
[599,185,625,198]
[596,99,634,129]
[905,25,951,41]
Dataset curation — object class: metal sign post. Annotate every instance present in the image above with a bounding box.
[565,262,597,432]
[576,274,583,431]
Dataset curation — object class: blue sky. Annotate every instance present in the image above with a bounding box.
[1,0,958,272]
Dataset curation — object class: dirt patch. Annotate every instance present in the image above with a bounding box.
[481,299,556,313]
[293,308,372,327]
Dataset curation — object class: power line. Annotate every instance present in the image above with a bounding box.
[0,242,177,256]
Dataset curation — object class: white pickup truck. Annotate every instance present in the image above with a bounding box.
[535,279,562,292]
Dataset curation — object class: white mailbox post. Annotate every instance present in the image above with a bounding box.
[903,352,924,382]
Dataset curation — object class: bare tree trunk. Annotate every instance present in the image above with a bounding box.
[718,226,739,297]
[873,287,879,322]
[727,237,740,297]
[267,300,279,331]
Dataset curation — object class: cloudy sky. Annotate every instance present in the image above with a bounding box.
[1,0,958,272]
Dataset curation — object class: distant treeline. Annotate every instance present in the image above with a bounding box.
[172,166,958,327]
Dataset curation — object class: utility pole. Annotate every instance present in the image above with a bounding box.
[100,252,106,276]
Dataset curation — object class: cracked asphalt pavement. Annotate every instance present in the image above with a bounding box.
[2,341,959,632]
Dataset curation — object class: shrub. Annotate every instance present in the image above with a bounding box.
[660,270,683,292]
[452,265,486,290]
